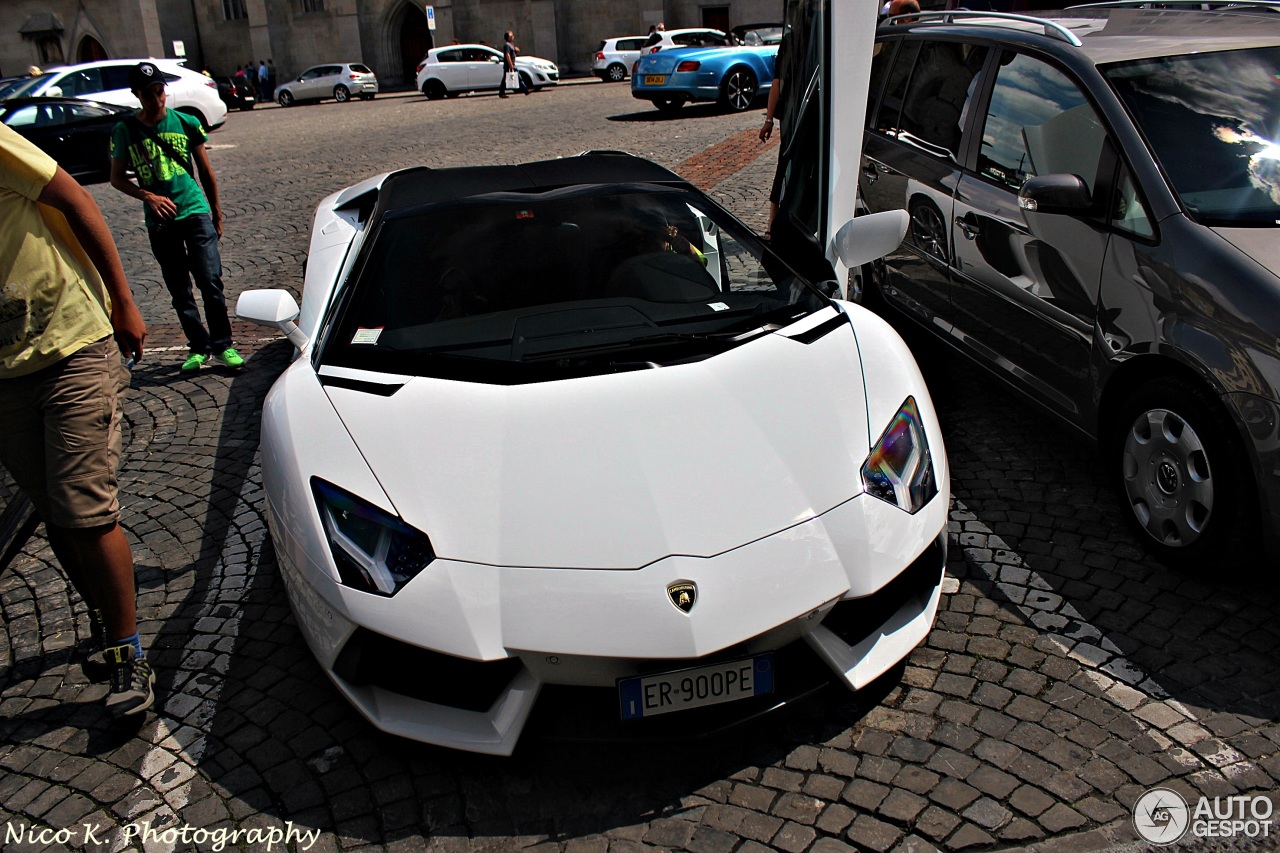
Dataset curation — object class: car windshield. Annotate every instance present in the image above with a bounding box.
[1105,46,1280,227]
[321,185,828,382]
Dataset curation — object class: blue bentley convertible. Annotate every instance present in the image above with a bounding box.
[632,45,778,113]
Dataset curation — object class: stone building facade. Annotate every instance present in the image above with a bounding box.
[3,0,781,88]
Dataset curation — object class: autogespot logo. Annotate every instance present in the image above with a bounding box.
[1134,788,1190,845]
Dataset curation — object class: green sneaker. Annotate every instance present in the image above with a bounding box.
[180,353,208,372]
[212,347,245,368]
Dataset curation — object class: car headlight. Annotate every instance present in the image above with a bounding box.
[861,396,938,513]
[312,478,434,595]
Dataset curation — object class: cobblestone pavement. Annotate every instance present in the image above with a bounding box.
[1,80,1278,853]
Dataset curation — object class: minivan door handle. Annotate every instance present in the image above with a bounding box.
[955,214,981,240]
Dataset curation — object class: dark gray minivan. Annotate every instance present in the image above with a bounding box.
[859,7,1280,563]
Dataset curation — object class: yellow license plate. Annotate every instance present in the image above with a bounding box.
[644,75,667,85]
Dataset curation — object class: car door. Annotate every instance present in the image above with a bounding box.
[468,47,504,89]
[619,38,646,68]
[316,65,344,98]
[432,49,469,89]
[861,37,989,327]
[950,50,1111,421]
[294,66,324,99]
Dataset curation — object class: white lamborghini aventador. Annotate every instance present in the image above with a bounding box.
[237,152,950,755]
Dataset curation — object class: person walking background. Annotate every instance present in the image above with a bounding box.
[498,31,529,98]
[0,122,155,717]
[109,62,243,373]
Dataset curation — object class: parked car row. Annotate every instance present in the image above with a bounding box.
[1,57,227,130]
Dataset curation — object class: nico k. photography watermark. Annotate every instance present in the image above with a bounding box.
[1133,787,1275,845]
[4,818,320,851]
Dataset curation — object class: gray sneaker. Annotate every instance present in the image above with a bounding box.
[81,610,110,682]
[103,644,155,717]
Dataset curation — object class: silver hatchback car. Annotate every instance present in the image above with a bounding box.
[276,62,377,106]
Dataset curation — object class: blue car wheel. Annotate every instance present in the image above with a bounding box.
[720,67,758,112]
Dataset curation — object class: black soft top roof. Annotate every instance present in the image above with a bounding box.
[378,152,690,213]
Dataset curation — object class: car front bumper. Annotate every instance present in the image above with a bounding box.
[269,488,948,755]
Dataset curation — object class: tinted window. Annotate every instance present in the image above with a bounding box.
[2,105,39,127]
[58,68,105,97]
[438,50,464,63]
[620,39,646,51]
[900,41,988,157]
[350,64,371,74]
[1112,163,1154,238]
[675,32,730,47]
[874,41,920,134]
[1105,46,1280,227]
[978,52,1104,193]
[102,66,133,90]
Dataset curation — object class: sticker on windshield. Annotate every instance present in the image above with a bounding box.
[708,302,729,312]
[351,327,383,345]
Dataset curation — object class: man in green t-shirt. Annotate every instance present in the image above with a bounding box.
[110,61,243,373]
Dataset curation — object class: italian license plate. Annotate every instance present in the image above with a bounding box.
[644,75,667,86]
[618,654,774,720]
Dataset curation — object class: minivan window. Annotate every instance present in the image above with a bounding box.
[978,52,1105,193]
[900,41,988,157]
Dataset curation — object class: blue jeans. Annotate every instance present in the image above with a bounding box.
[148,214,232,356]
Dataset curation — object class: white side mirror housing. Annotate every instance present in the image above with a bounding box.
[236,289,308,350]
[831,210,909,269]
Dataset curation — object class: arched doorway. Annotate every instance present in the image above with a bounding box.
[78,36,107,63]
[397,5,433,87]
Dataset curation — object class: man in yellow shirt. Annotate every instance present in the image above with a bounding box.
[0,122,154,717]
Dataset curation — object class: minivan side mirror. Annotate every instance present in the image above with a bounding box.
[1018,174,1092,215]
[831,209,909,269]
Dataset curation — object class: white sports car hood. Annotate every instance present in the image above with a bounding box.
[322,313,874,569]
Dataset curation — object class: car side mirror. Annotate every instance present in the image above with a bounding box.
[831,209,908,269]
[237,289,308,350]
[1018,174,1092,215]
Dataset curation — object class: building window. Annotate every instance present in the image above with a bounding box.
[222,0,247,20]
[302,0,325,12]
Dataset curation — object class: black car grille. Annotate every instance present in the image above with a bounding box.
[820,532,946,648]
[332,628,521,712]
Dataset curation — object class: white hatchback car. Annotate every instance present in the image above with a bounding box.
[275,62,378,106]
[592,36,647,81]
[10,58,227,130]
[415,44,559,99]
[642,28,733,53]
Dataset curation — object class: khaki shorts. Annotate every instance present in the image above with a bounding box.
[0,338,129,529]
